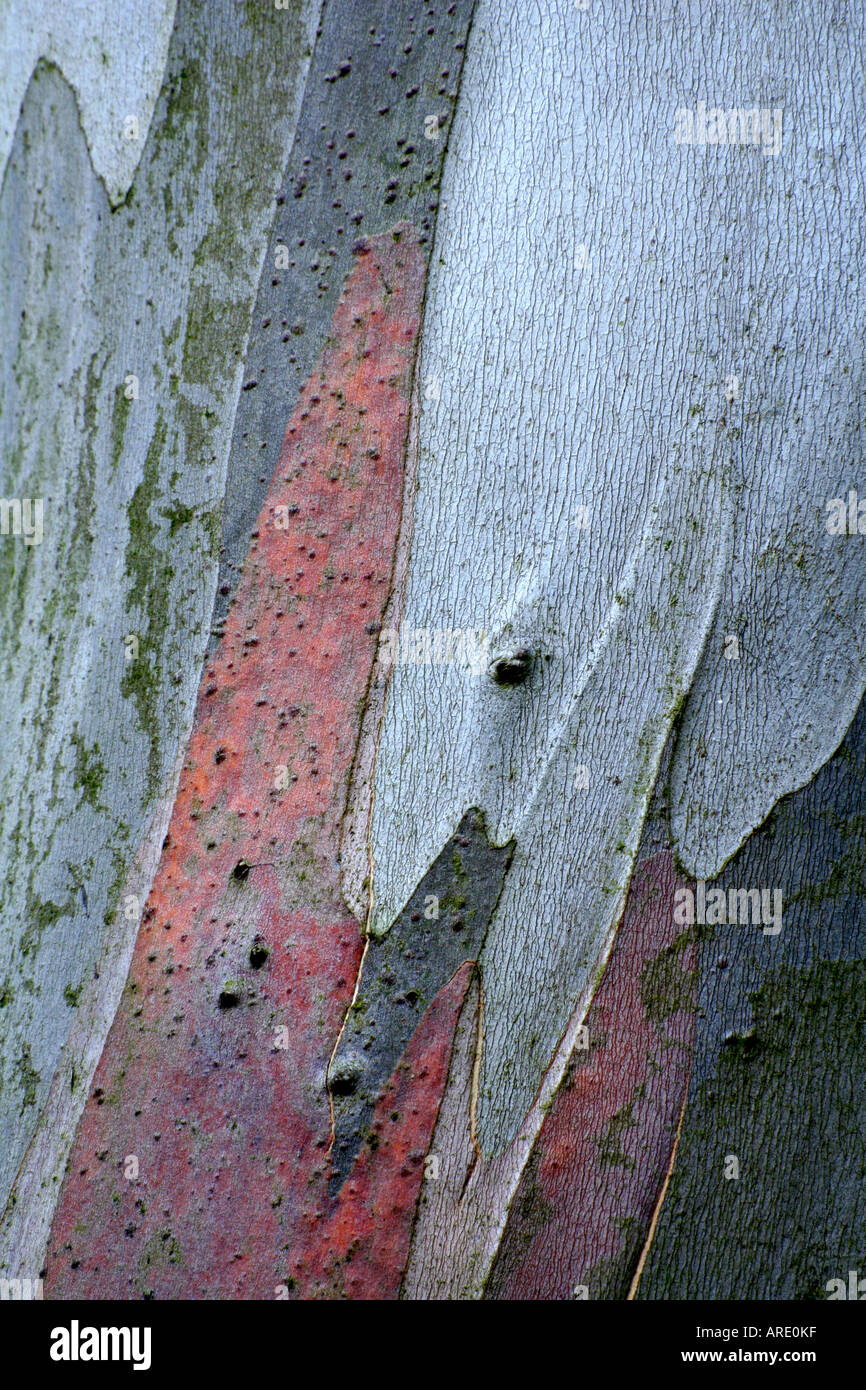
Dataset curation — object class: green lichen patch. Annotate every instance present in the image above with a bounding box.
[595,1096,641,1173]
[15,1044,41,1113]
[71,728,107,810]
[121,413,172,800]
[639,927,697,1025]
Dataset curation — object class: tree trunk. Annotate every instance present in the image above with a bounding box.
[1,0,863,1300]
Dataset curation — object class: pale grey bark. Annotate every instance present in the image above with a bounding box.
[368,0,866,1169]
[0,0,177,208]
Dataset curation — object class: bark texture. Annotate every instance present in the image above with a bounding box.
[0,0,322,1271]
[1,0,863,1300]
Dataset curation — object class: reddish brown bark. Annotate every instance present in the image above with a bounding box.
[300,962,476,1299]
[488,851,696,1300]
[45,226,437,1299]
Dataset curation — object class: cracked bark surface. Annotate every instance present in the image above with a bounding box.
[1,0,480,1294]
[636,697,866,1301]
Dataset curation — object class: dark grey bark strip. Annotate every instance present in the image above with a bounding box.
[213,0,478,635]
[638,692,866,1300]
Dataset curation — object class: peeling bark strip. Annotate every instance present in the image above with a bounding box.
[638,695,866,1300]
[44,228,425,1299]
[298,963,476,1299]
[329,809,513,1195]
[486,852,695,1302]
[401,826,695,1300]
[0,0,178,206]
[0,0,322,1270]
[366,0,866,1164]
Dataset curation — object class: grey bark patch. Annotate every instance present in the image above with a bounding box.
[0,0,177,206]
[638,694,866,1300]
[0,750,182,1284]
[328,809,513,1196]
[402,736,681,1299]
[366,0,866,1159]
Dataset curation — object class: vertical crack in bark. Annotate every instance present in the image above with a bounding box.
[627,1090,689,1301]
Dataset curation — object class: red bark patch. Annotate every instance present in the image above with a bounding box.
[45,225,430,1299]
[487,850,696,1300]
[294,962,476,1299]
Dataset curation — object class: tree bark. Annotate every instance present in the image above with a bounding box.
[1,0,863,1300]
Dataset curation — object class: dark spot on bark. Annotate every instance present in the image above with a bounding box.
[489,648,533,686]
[329,1055,364,1096]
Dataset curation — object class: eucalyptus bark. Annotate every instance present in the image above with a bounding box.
[1,0,863,1299]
